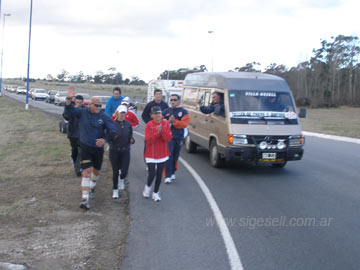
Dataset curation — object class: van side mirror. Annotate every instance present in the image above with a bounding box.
[298,107,306,118]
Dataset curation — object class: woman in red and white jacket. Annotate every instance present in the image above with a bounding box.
[143,106,172,201]
[111,97,139,129]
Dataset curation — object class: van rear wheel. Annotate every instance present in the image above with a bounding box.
[210,140,225,168]
[185,135,197,153]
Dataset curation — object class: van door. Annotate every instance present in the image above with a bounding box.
[197,89,213,147]
[208,91,227,149]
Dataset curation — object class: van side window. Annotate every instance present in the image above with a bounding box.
[204,91,212,106]
[198,90,212,106]
[183,88,198,108]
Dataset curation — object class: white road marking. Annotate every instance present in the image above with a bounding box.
[303,131,360,145]
[134,131,244,270]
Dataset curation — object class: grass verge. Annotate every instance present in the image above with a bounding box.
[300,106,360,139]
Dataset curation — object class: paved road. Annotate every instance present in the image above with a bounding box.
[4,91,360,269]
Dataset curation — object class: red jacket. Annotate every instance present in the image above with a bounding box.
[144,120,172,159]
[111,110,139,129]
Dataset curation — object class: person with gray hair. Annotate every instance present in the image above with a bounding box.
[64,88,116,210]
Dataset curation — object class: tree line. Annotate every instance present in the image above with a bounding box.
[46,67,146,85]
[159,35,360,107]
[262,35,360,107]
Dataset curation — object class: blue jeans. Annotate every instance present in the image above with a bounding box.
[165,138,183,178]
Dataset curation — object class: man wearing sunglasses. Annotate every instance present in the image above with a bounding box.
[162,94,190,183]
[64,87,116,210]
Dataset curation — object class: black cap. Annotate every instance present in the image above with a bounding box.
[151,106,162,114]
[75,95,83,100]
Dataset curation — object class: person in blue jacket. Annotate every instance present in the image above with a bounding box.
[64,88,116,210]
[105,87,124,117]
[200,92,225,117]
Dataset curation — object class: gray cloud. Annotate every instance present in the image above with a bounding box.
[5,0,226,37]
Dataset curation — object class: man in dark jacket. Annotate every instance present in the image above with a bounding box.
[141,89,169,124]
[64,89,116,210]
[63,94,84,176]
[200,92,225,117]
[163,94,189,183]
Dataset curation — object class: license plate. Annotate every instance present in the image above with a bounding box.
[262,153,276,159]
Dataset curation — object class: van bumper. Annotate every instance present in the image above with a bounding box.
[221,146,304,163]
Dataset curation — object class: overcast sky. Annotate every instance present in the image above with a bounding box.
[1,0,359,82]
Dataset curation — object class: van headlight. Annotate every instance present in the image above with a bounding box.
[228,134,248,145]
[277,139,286,150]
[259,141,267,150]
[289,135,305,147]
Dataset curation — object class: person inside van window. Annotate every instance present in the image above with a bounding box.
[200,92,225,117]
[264,96,287,112]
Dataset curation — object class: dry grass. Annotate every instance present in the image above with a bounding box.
[0,96,128,269]
[299,106,360,138]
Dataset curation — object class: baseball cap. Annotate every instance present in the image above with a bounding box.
[121,96,130,105]
[116,105,127,113]
[151,106,162,114]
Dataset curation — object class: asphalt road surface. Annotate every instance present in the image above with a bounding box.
[4,91,360,270]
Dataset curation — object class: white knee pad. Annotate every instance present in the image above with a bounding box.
[81,178,90,199]
[91,173,100,181]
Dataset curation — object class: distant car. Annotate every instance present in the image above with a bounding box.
[28,88,35,97]
[4,85,12,92]
[77,93,91,106]
[92,95,111,109]
[16,87,27,95]
[31,89,47,100]
[9,85,18,93]
[46,90,58,103]
[54,91,67,106]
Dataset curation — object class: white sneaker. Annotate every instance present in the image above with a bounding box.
[164,177,172,184]
[143,185,151,198]
[112,189,119,199]
[152,192,161,202]
[118,179,125,190]
[171,174,176,180]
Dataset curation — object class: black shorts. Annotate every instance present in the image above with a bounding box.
[80,144,104,171]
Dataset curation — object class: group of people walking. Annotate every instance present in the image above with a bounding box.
[63,87,189,210]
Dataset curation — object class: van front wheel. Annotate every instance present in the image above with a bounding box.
[210,140,225,168]
[185,136,197,153]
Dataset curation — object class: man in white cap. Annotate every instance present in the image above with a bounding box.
[109,105,135,198]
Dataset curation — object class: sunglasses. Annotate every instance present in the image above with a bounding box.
[170,99,178,102]
[93,104,102,108]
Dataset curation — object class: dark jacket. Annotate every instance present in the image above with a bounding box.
[163,106,190,140]
[110,120,134,152]
[141,100,169,124]
[64,104,116,148]
[200,102,225,117]
[63,103,84,139]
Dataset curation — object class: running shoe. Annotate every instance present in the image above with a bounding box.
[152,192,161,202]
[79,199,90,210]
[112,189,119,199]
[118,179,125,190]
[143,185,151,198]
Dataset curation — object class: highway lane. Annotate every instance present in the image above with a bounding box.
[4,91,360,269]
[180,136,360,269]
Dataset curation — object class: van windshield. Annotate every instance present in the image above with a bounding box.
[228,90,298,124]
